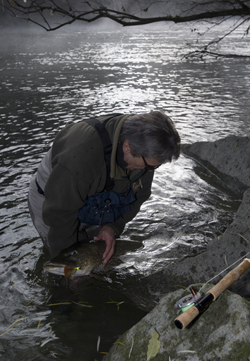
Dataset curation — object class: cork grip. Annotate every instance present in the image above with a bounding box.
[174,306,199,330]
[208,258,250,300]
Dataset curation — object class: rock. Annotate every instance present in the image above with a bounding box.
[103,284,250,361]
[181,135,250,194]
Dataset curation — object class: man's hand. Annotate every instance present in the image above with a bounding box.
[93,225,116,265]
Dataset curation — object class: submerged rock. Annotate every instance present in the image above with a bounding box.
[103,284,250,361]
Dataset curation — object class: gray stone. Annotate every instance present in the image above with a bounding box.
[103,284,250,361]
[181,135,250,194]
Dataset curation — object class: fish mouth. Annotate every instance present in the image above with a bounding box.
[43,262,91,277]
[43,262,67,276]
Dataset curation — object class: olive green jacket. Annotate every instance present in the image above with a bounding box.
[42,114,154,257]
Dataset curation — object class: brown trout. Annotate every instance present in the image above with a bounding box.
[43,239,140,279]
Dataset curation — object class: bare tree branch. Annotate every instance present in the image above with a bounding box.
[2,0,250,29]
[1,0,250,57]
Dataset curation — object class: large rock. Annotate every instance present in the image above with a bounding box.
[181,135,250,194]
[103,284,250,361]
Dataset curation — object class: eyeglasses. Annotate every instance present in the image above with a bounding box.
[141,156,161,171]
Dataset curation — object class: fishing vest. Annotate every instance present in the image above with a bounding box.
[77,115,136,225]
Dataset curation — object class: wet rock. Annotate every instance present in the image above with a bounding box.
[103,284,250,361]
[181,135,250,194]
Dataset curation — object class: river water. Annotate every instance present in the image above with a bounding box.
[0,23,249,360]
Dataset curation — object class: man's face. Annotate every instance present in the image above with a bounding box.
[122,140,161,171]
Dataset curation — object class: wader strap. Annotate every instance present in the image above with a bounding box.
[35,178,45,196]
[85,114,123,191]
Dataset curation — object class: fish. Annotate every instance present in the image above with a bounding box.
[43,239,141,280]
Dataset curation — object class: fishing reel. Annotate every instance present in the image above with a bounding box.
[174,259,250,329]
[174,286,203,313]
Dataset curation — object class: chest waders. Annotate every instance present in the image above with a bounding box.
[77,115,136,226]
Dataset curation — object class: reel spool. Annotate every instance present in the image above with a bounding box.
[175,286,202,313]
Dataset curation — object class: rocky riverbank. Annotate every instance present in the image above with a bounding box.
[104,135,250,360]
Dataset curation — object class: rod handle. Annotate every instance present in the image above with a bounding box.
[174,306,199,330]
[174,258,250,330]
[208,258,250,300]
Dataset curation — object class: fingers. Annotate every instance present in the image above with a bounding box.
[93,225,116,265]
[103,239,115,265]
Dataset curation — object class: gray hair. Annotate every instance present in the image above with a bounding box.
[120,111,181,163]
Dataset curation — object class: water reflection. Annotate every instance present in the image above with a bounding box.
[0,27,247,360]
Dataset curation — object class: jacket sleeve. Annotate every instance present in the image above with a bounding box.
[106,170,154,236]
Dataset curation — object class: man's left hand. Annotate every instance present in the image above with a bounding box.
[93,225,116,265]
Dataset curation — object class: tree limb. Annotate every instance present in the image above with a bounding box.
[3,0,250,30]
[2,0,250,58]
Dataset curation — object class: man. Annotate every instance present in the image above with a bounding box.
[28,111,180,264]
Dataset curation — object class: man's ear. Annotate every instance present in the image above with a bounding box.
[122,140,130,155]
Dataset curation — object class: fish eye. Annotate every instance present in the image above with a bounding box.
[63,249,78,258]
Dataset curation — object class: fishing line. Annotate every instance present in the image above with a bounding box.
[198,234,250,293]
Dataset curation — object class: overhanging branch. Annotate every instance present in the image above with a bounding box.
[2,0,250,58]
[2,0,250,31]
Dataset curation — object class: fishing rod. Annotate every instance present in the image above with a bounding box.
[174,258,250,330]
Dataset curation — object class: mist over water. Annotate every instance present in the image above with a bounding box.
[0,23,249,360]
